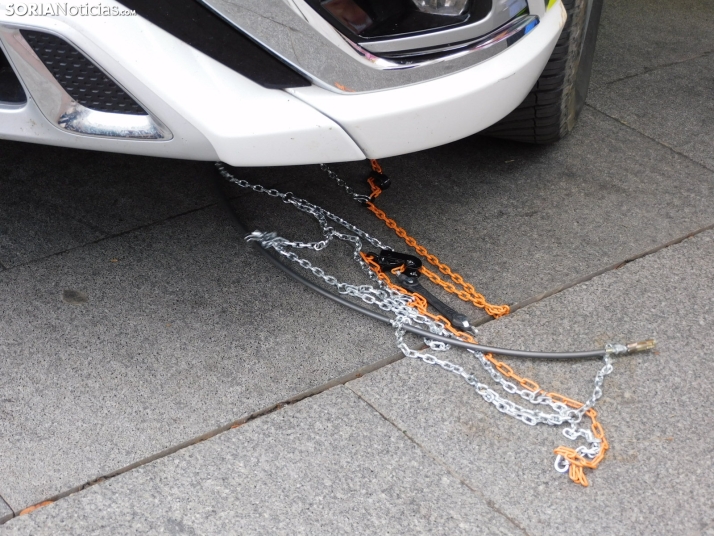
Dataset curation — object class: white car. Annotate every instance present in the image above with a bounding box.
[0,0,602,166]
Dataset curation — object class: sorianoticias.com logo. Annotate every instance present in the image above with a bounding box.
[5,3,137,16]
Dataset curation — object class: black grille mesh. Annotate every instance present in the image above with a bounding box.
[21,30,146,115]
[0,47,26,103]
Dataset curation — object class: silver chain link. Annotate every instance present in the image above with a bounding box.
[218,162,617,478]
[218,163,391,252]
[319,163,372,204]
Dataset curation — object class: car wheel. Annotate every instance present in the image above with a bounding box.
[484,0,604,144]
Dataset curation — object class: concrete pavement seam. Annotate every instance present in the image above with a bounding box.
[0,495,12,524]
[346,384,533,536]
[601,49,714,87]
[0,349,406,523]
[492,220,714,325]
[0,161,265,273]
[585,102,714,173]
[472,103,714,325]
[0,203,218,273]
[0,187,253,273]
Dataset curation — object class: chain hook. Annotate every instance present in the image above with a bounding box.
[554,455,570,473]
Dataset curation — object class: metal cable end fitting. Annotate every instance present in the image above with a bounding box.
[605,343,628,356]
[625,339,657,354]
[605,339,656,356]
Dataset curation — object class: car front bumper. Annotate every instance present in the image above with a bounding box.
[0,0,566,166]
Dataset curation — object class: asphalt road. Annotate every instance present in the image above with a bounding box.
[1,0,713,533]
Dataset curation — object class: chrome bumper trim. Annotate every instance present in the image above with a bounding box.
[201,0,539,93]
[0,25,171,140]
[362,0,527,54]
[377,15,539,58]
[57,104,168,139]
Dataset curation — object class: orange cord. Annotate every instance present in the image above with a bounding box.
[363,160,608,486]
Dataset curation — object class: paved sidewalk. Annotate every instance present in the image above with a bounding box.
[0,387,523,535]
[350,229,714,536]
[2,228,713,535]
[1,0,713,532]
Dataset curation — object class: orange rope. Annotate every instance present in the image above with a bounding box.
[363,160,608,486]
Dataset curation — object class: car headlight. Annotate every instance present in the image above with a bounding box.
[411,0,471,16]
[318,0,491,39]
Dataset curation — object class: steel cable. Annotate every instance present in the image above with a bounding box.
[213,174,614,360]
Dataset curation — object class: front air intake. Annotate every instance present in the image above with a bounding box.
[0,46,26,103]
[20,30,146,115]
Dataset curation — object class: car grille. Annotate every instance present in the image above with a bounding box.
[20,30,146,115]
[0,46,26,103]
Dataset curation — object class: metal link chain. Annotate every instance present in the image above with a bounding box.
[319,163,372,204]
[218,163,391,252]
[218,163,616,479]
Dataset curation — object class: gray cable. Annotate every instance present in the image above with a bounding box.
[214,176,610,360]
[253,239,605,359]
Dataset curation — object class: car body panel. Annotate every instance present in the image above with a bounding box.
[288,2,566,158]
[0,1,367,165]
[0,0,566,165]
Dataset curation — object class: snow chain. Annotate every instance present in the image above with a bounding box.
[217,161,631,487]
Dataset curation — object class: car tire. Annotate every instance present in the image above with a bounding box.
[484,0,604,144]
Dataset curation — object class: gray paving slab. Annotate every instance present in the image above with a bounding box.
[0,387,524,536]
[591,0,714,88]
[0,140,216,267]
[349,229,714,536]
[262,106,714,323]
[0,198,102,268]
[0,205,396,512]
[589,53,714,172]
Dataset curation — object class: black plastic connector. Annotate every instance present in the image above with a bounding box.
[369,170,392,191]
[368,250,422,278]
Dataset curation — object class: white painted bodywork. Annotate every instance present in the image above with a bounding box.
[288,2,565,158]
[0,0,566,166]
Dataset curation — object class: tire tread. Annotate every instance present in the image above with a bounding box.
[484,0,586,144]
